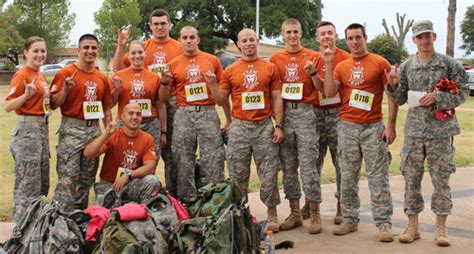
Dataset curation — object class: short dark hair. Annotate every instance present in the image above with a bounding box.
[316,21,336,35]
[149,9,171,23]
[78,34,99,45]
[344,23,366,38]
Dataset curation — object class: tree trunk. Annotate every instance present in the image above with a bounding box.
[446,0,456,57]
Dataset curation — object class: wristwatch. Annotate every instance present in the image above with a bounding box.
[275,124,283,130]
[126,169,133,180]
[310,70,317,77]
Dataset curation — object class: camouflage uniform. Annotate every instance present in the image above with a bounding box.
[118,117,162,155]
[10,120,49,222]
[53,117,101,212]
[338,120,393,227]
[172,105,225,203]
[226,118,281,207]
[386,52,469,215]
[162,96,178,197]
[315,108,341,199]
[281,103,321,203]
[94,175,160,205]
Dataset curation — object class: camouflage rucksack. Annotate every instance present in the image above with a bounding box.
[1,196,85,254]
[147,193,180,239]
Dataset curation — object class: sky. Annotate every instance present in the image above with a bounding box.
[6,0,474,59]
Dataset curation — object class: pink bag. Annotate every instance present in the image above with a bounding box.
[167,194,190,221]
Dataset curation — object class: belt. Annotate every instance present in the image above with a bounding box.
[62,116,99,127]
[315,107,339,115]
[18,115,48,123]
[180,104,215,112]
[284,101,314,109]
[233,117,271,125]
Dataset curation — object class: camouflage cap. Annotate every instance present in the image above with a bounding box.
[412,20,435,36]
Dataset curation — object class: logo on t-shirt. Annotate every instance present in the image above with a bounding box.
[130,79,145,98]
[242,65,259,89]
[186,64,202,83]
[349,63,365,86]
[154,51,166,64]
[84,81,98,101]
[284,63,299,82]
[122,149,138,169]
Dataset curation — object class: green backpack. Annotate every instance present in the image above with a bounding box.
[170,178,259,254]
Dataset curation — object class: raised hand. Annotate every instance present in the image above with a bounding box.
[304,56,317,76]
[64,70,77,92]
[321,48,334,64]
[23,75,38,99]
[204,61,217,85]
[106,120,117,135]
[117,24,132,47]
[384,63,399,89]
[160,64,173,85]
[112,74,123,90]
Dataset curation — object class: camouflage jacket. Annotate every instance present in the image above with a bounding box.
[386,52,469,138]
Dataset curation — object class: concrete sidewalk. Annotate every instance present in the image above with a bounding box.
[1,167,473,253]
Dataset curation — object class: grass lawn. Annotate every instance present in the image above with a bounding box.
[0,83,473,221]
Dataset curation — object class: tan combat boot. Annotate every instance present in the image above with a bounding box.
[267,206,280,233]
[334,199,343,225]
[333,219,358,235]
[301,199,310,220]
[308,202,322,234]
[399,214,420,243]
[378,225,394,242]
[280,199,303,230]
[435,215,450,247]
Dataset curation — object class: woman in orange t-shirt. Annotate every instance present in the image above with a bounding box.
[111,40,168,155]
[4,36,51,222]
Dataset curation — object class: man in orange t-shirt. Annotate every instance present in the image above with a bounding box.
[323,23,398,242]
[50,34,113,212]
[112,9,183,197]
[301,21,351,224]
[210,28,283,233]
[84,104,159,205]
[167,26,230,203]
[270,18,323,234]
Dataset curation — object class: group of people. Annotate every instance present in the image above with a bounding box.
[6,7,469,248]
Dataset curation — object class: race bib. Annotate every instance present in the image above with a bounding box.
[185,82,208,102]
[318,92,341,106]
[281,83,303,100]
[43,98,51,116]
[148,63,166,76]
[83,101,104,120]
[349,89,374,111]
[130,99,152,117]
[242,91,264,110]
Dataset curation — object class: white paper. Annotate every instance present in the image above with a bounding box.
[407,91,427,108]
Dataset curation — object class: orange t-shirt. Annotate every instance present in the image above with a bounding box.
[316,48,351,109]
[6,66,50,116]
[220,58,281,121]
[270,48,321,106]
[50,64,113,120]
[100,128,157,183]
[123,38,182,96]
[168,51,223,106]
[333,53,391,124]
[113,67,161,120]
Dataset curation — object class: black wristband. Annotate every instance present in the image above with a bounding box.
[310,70,317,77]
[161,131,167,135]
[275,124,283,130]
[160,81,169,86]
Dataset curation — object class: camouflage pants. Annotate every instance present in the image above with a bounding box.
[226,118,281,207]
[401,136,455,215]
[280,106,321,203]
[53,118,100,212]
[172,106,225,203]
[94,175,160,205]
[118,117,162,155]
[338,120,392,227]
[10,121,49,222]
[315,109,341,199]
[162,97,178,197]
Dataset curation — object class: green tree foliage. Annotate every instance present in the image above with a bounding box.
[94,0,142,64]
[460,5,474,55]
[12,0,75,62]
[368,34,408,64]
[0,5,24,66]
[136,0,321,53]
